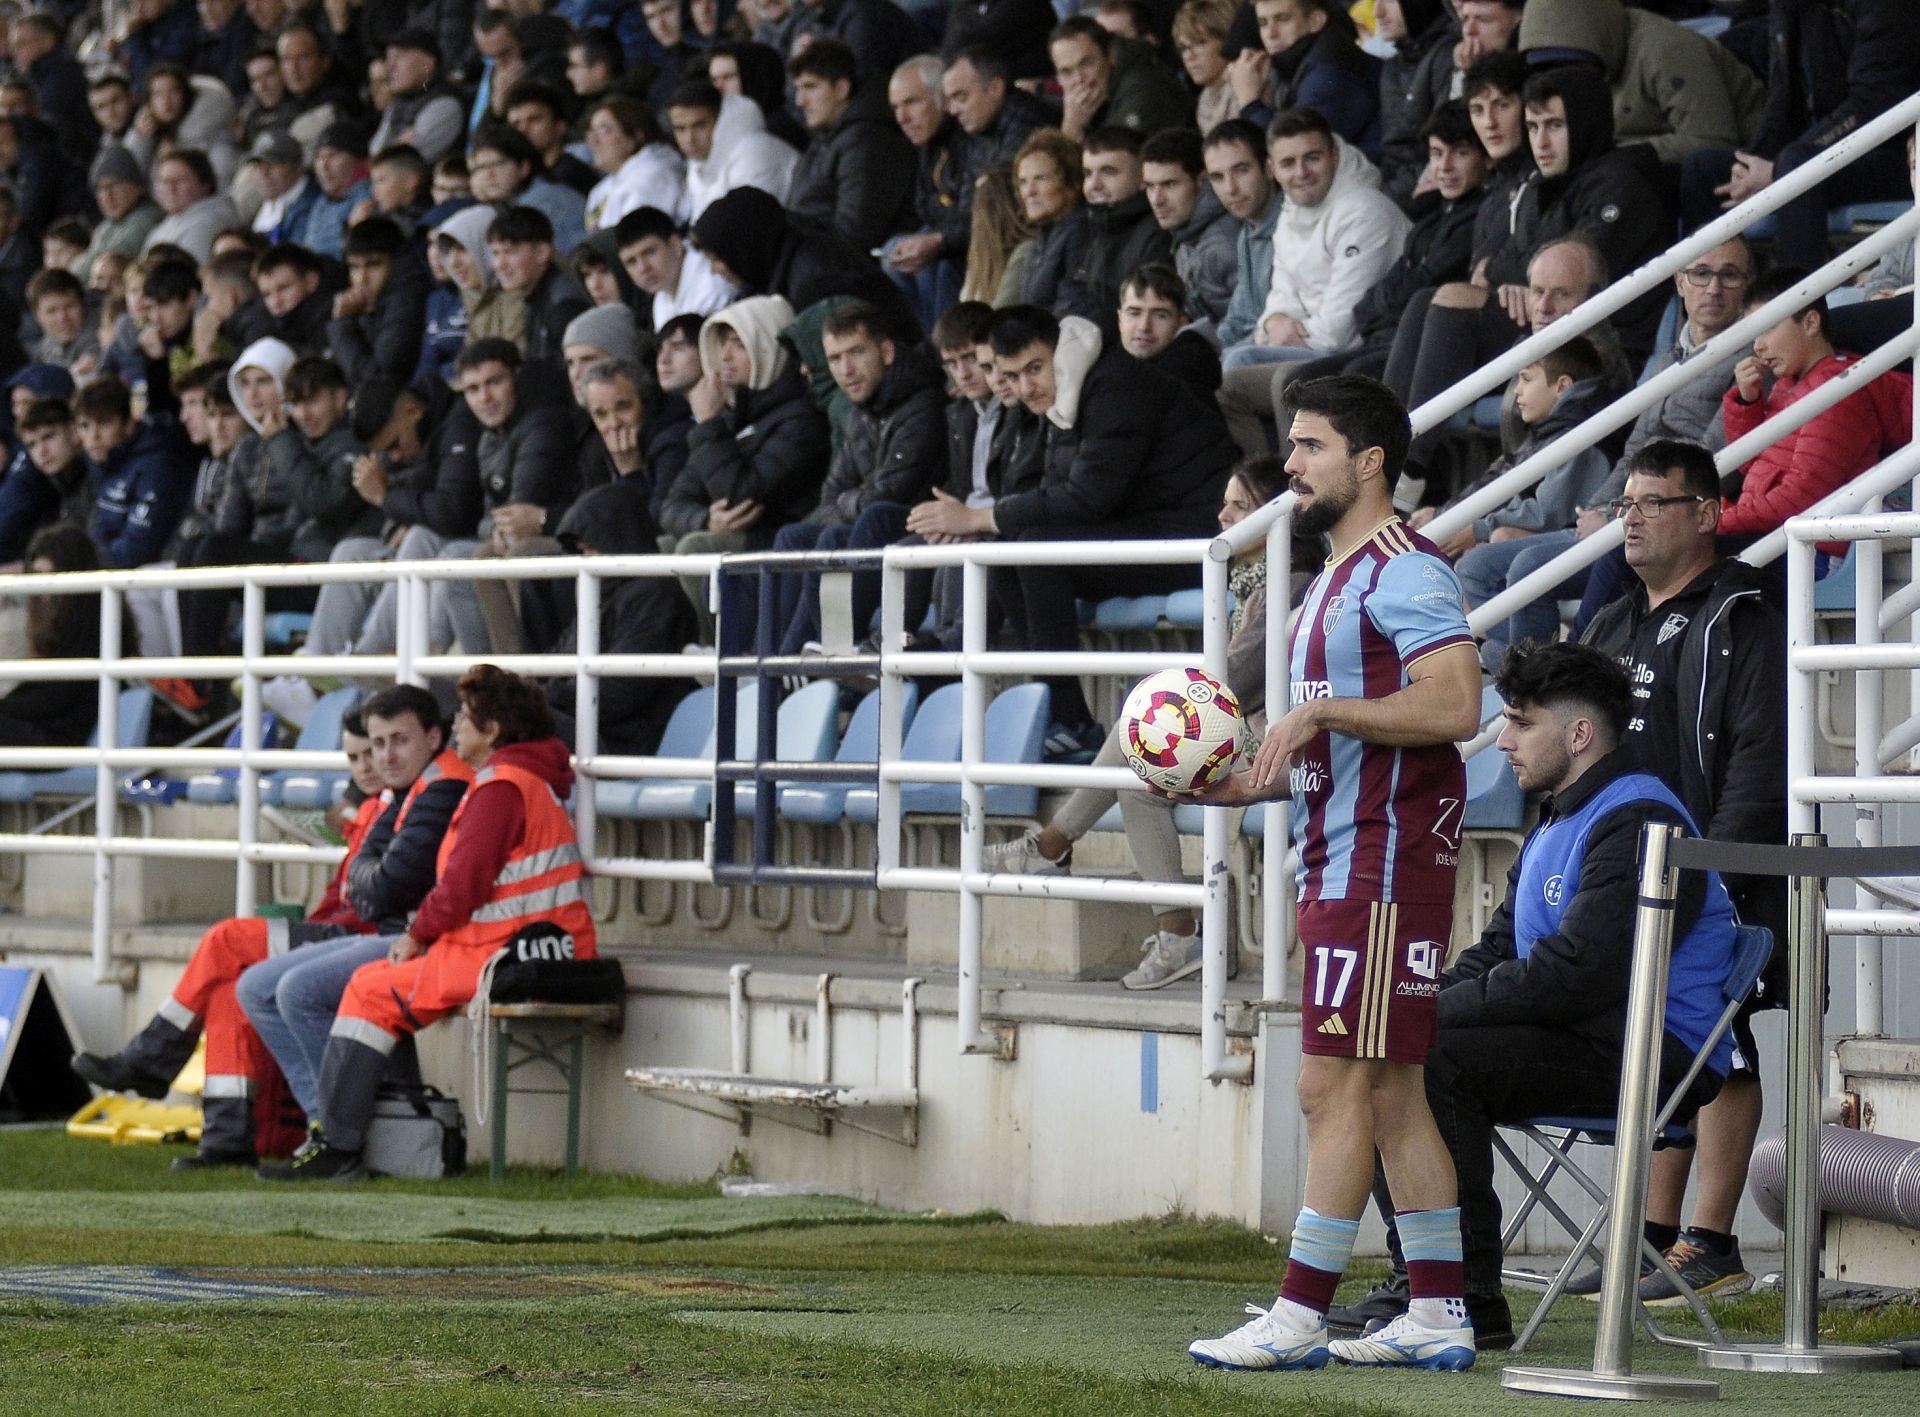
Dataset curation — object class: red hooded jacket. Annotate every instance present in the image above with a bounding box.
[1721,352,1912,546]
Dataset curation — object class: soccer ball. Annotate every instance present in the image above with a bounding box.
[1119,667,1246,794]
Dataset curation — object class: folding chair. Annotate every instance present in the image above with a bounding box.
[1493,921,1775,1353]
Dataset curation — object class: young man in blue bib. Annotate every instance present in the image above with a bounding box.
[1342,638,1739,1341]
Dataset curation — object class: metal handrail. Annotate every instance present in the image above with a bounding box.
[1429,212,1920,544]
[1221,88,1920,559]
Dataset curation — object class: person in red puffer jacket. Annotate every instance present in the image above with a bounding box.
[1720,267,1913,550]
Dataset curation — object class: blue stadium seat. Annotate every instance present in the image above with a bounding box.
[261,612,314,648]
[898,682,1051,818]
[1641,295,1683,382]
[1678,14,1730,38]
[188,686,358,808]
[1814,547,1857,611]
[602,684,750,821]
[123,713,278,805]
[1472,394,1504,430]
[735,680,840,815]
[843,682,1048,822]
[0,688,156,803]
[1831,200,1909,232]
[1163,589,1236,627]
[593,686,715,820]
[265,686,360,807]
[845,683,964,824]
[1464,686,1526,830]
[779,683,920,825]
[866,602,938,635]
[1089,595,1170,631]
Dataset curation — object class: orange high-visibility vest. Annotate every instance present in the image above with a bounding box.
[395,749,476,831]
[431,759,596,956]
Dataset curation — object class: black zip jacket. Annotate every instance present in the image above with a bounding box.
[1581,557,1788,947]
[345,763,468,931]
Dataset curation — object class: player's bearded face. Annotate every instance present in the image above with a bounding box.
[1292,458,1361,539]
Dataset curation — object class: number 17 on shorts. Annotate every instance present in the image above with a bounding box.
[1296,899,1448,1066]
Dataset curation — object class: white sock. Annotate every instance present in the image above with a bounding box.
[1271,1295,1325,1331]
[1408,1296,1469,1327]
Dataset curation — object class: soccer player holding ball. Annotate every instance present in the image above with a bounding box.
[1180,376,1485,1372]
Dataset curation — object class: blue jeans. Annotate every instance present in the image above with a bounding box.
[1221,342,1329,372]
[883,234,961,336]
[236,932,396,1118]
[1456,530,1588,671]
[772,504,916,656]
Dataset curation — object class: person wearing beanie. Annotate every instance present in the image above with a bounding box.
[288,121,372,260]
[78,145,162,284]
[560,303,641,402]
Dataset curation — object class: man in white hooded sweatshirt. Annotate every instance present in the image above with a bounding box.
[1215,107,1410,448]
[668,82,799,220]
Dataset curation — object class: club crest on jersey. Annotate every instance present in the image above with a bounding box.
[1543,874,1565,908]
[1321,593,1348,635]
[1657,612,1689,645]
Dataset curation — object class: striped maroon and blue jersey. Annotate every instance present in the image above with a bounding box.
[1287,518,1473,904]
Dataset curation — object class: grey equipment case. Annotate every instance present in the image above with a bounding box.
[362,1084,467,1177]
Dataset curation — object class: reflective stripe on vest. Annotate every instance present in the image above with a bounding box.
[433,757,595,955]
[494,841,584,887]
[470,877,590,924]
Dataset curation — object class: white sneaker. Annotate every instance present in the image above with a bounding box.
[982,828,1069,876]
[1122,930,1202,990]
[1189,1302,1329,1371]
[1328,1312,1476,1370]
[260,674,318,730]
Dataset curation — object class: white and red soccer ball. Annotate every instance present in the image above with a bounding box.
[1119,667,1246,794]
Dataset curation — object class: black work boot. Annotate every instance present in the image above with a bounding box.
[70,1051,173,1100]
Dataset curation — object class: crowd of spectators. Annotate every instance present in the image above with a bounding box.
[0,0,1908,1295]
[0,0,1912,773]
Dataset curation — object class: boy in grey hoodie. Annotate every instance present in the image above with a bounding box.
[1416,335,1616,669]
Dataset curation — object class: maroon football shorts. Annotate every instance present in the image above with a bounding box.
[1297,898,1452,1065]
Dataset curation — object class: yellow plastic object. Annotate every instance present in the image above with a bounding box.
[170,1037,207,1096]
[66,1093,203,1146]
[64,1038,206,1146]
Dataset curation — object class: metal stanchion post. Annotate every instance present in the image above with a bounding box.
[1699,835,1899,1373]
[1505,824,1722,1401]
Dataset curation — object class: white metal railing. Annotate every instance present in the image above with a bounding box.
[1209,95,1920,1053]
[1786,509,1920,1039]
[10,89,1920,1086]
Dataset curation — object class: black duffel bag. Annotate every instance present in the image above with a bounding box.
[486,921,624,1005]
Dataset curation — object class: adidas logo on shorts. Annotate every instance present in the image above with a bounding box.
[1316,1016,1349,1037]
